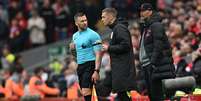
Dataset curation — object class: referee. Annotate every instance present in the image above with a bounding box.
[69,12,102,101]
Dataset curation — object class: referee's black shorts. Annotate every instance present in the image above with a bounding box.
[77,61,95,88]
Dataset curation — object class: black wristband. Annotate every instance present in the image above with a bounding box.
[94,69,100,73]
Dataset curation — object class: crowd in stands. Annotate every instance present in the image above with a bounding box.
[0,47,78,100]
[0,0,106,53]
[1,0,201,100]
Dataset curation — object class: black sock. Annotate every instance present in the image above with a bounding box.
[84,95,91,101]
[117,91,131,101]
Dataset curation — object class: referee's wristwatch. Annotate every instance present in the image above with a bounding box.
[94,69,100,73]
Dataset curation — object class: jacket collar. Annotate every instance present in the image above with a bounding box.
[144,11,162,27]
[108,19,117,29]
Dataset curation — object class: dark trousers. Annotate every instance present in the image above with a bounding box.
[143,64,164,101]
[99,71,131,101]
[117,91,131,101]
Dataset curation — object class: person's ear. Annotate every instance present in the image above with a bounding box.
[108,14,114,23]
[75,21,78,26]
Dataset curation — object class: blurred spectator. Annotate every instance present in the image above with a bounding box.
[173,49,188,77]
[50,55,78,97]
[40,0,55,43]
[128,22,143,89]
[24,0,38,17]
[166,21,182,39]
[180,36,193,55]
[63,63,78,88]
[0,68,10,97]
[186,16,200,35]
[16,11,27,31]
[49,58,63,75]
[8,0,21,21]
[53,0,70,40]
[0,2,9,47]
[0,14,9,42]
[9,18,24,53]
[15,11,29,49]
[0,4,8,24]
[28,67,60,98]
[5,66,24,100]
[61,55,78,88]
[28,9,46,47]
[13,55,24,70]
[62,56,80,99]
[1,46,15,69]
[9,18,20,42]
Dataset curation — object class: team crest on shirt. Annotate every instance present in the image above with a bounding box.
[145,29,151,37]
[110,32,113,39]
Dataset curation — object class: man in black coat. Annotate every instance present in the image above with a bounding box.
[101,8,136,101]
[139,3,175,101]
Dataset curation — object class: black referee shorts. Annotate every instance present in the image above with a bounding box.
[77,61,95,88]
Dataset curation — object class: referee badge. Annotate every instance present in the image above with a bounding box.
[110,32,113,39]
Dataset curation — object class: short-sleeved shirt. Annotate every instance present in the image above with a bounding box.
[72,28,102,64]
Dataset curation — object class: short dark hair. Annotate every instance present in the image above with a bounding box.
[102,8,117,17]
[74,12,86,21]
[34,67,44,74]
[140,3,153,11]
[9,66,24,74]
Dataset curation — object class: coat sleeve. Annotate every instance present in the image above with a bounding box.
[5,79,12,98]
[37,83,60,95]
[108,24,131,54]
[150,22,165,65]
[12,83,24,97]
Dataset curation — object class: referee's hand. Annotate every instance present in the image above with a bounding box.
[91,71,100,84]
[102,43,109,51]
[69,43,75,50]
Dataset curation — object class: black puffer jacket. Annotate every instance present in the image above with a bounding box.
[141,12,175,79]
